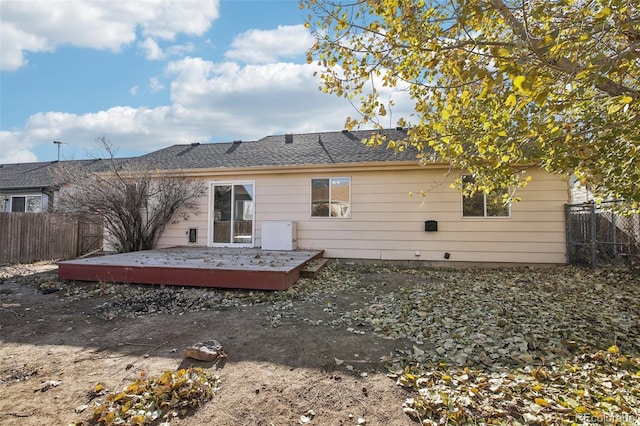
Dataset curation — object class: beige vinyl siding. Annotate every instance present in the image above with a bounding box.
[156,177,209,247]
[156,166,568,264]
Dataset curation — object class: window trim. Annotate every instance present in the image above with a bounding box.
[460,175,511,219]
[10,194,43,213]
[207,180,256,247]
[310,177,351,219]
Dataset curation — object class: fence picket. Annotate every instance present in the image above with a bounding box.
[0,213,103,264]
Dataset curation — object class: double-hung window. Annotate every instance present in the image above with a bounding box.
[311,177,351,218]
[461,175,510,218]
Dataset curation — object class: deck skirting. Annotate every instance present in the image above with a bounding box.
[58,247,324,290]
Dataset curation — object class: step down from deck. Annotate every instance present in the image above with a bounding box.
[300,258,330,279]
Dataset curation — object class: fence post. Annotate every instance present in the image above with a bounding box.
[611,211,617,256]
[590,202,597,269]
[564,204,570,264]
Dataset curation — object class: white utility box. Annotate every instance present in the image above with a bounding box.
[261,221,297,250]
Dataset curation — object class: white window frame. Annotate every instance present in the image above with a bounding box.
[460,175,511,218]
[310,177,351,219]
[10,194,44,213]
[207,180,256,247]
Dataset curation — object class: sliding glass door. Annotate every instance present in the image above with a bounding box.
[210,182,254,246]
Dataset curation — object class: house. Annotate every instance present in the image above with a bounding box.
[0,159,116,212]
[0,161,60,212]
[139,129,569,265]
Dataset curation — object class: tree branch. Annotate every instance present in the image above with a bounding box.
[488,0,638,97]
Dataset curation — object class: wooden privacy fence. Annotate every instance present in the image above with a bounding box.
[0,213,103,265]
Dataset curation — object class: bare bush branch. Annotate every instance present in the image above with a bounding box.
[54,136,205,253]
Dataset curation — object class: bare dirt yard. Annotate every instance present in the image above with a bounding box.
[1,261,639,425]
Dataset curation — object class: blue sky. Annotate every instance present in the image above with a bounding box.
[0,0,413,164]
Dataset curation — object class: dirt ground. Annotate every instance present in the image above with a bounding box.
[2,261,638,426]
[0,263,416,426]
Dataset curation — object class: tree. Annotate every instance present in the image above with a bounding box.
[302,0,639,208]
[55,136,205,253]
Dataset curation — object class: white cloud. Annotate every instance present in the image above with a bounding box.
[139,37,163,60]
[0,0,220,70]
[3,56,414,162]
[3,106,192,159]
[149,77,165,93]
[225,25,314,64]
[0,131,38,163]
[164,56,415,137]
[0,22,53,71]
[138,37,195,61]
[129,85,139,95]
[165,58,353,136]
[165,43,194,58]
[2,59,354,161]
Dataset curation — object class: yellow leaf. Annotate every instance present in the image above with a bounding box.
[442,109,451,120]
[501,155,510,162]
[596,7,611,18]
[505,93,517,107]
[513,75,526,91]
[498,48,510,57]
[130,415,146,426]
[609,103,623,114]
[442,375,452,381]
[607,345,619,354]
[575,406,587,414]
[621,95,633,104]
[535,397,548,406]
[497,130,507,137]
[532,384,542,392]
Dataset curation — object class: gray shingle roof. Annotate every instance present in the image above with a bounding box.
[137,129,417,170]
[1,129,419,190]
[0,159,122,191]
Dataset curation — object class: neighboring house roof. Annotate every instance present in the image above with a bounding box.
[0,162,59,191]
[0,159,123,191]
[137,129,418,171]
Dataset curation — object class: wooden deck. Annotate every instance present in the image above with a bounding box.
[57,247,324,290]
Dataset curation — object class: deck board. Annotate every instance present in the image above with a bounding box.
[57,247,324,290]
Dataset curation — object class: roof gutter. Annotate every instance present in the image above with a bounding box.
[151,160,450,178]
[0,186,57,192]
